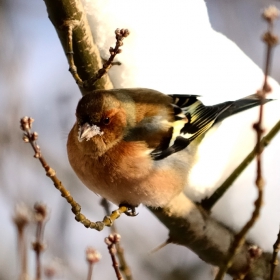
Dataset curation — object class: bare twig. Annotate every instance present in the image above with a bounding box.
[20,116,129,231]
[13,203,31,280]
[214,6,279,280]
[101,57,122,67]
[32,203,48,280]
[84,28,130,88]
[85,247,101,280]
[101,199,133,280]
[65,24,129,90]
[105,234,123,280]
[270,227,280,280]
[65,24,129,91]
[101,199,117,233]
[65,21,84,87]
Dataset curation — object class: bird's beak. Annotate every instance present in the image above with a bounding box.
[78,123,104,142]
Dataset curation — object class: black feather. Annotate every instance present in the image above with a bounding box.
[151,136,191,160]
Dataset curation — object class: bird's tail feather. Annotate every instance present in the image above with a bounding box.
[215,94,272,124]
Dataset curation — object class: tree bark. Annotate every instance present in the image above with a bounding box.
[43,0,113,94]
[150,193,279,279]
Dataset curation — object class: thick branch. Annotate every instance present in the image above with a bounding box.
[150,193,280,280]
[43,0,113,94]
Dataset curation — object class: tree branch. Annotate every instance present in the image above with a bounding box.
[150,193,280,280]
[43,0,113,94]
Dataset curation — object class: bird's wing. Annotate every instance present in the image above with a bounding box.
[151,95,233,160]
[151,94,271,160]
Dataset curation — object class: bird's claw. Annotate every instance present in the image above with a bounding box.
[119,204,138,217]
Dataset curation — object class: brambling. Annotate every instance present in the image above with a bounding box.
[67,88,267,208]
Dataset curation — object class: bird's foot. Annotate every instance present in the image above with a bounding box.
[119,203,138,217]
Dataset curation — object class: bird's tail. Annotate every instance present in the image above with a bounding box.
[215,94,272,124]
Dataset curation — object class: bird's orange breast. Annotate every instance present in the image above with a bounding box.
[67,122,188,207]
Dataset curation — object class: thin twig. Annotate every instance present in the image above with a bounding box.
[13,203,31,280]
[214,188,264,280]
[101,199,117,233]
[85,247,101,280]
[214,7,279,280]
[65,25,129,90]
[101,199,133,280]
[270,227,280,280]
[84,28,130,88]
[19,116,129,231]
[65,21,84,87]
[105,234,124,280]
[32,203,48,280]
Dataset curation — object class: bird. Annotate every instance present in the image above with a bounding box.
[67,88,268,210]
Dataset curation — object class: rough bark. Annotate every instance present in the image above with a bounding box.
[43,0,113,94]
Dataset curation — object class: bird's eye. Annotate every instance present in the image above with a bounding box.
[103,117,110,125]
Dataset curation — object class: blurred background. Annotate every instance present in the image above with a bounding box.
[0,0,279,279]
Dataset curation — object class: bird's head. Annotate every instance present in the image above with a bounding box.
[75,91,128,155]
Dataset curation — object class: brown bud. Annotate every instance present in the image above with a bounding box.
[255,177,265,189]
[22,135,30,143]
[110,246,117,254]
[34,202,48,222]
[262,32,279,47]
[116,35,122,41]
[105,237,112,246]
[121,29,130,37]
[262,6,280,22]
[253,123,265,134]
[20,116,30,131]
[105,233,121,245]
[13,203,31,231]
[263,82,272,93]
[32,241,46,252]
[34,152,40,158]
[113,233,121,243]
[31,132,38,141]
[86,247,101,264]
